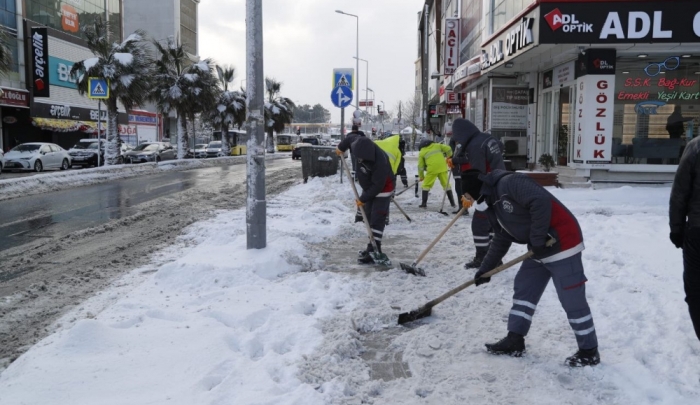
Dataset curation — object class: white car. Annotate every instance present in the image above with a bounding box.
[3,142,72,172]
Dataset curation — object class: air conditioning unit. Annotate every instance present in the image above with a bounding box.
[500,137,527,156]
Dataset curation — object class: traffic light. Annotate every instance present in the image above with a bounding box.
[377,105,382,115]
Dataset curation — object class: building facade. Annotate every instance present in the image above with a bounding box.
[123,0,200,138]
[425,0,700,184]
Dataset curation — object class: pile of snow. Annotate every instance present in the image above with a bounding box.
[0,164,698,404]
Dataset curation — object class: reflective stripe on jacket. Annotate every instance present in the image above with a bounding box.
[418,143,452,175]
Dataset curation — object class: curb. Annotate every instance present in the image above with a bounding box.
[0,155,288,202]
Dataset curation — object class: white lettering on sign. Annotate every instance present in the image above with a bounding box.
[57,63,77,84]
[601,11,673,39]
[695,12,700,37]
[505,18,534,57]
[50,104,71,118]
[481,40,504,70]
[32,32,45,78]
[444,18,460,75]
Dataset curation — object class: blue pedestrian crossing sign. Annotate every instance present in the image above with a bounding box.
[88,78,109,99]
[332,68,354,89]
[331,85,353,108]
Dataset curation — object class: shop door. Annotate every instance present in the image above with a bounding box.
[541,92,553,159]
[555,87,571,166]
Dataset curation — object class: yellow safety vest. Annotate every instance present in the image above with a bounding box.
[374,136,401,175]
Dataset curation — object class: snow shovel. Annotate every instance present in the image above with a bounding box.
[391,198,412,223]
[395,181,418,197]
[398,239,556,325]
[399,198,471,277]
[340,157,391,267]
[437,171,453,216]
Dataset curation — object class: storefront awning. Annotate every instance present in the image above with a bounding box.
[31,117,100,133]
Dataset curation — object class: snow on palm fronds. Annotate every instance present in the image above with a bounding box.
[264,77,295,152]
[151,36,219,159]
[70,17,153,165]
[202,65,247,152]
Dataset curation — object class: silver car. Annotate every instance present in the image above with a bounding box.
[205,141,227,158]
[3,143,72,172]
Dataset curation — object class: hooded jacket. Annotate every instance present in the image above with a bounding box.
[374,135,402,175]
[337,130,366,153]
[451,119,505,174]
[418,140,452,176]
[670,136,700,232]
[478,170,585,272]
[352,137,394,202]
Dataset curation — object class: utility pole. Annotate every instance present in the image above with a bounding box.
[422,4,429,135]
[246,0,266,249]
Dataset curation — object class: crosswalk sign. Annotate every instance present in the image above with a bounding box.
[88,78,109,99]
[332,68,354,89]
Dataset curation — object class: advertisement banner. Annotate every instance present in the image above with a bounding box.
[31,27,50,98]
[574,75,614,167]
[0,88,29,108]
[491,87,528,129]
[444,18,460,75]
[49,56,78,89]
[61,4,79,33]
[541,1,700,44]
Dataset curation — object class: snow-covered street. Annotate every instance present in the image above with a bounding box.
[0,161,698,405]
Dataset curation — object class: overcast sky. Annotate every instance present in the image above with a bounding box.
[199,0,424,124]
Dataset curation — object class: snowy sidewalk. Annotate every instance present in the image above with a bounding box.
[0,163,698,405]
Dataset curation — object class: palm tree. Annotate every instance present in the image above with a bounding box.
[70,18,152,165]
[151,36,219,159]
[208,65,246,153]
[264,78,295,153]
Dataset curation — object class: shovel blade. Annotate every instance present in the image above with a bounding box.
[437,211,449,216]
[398,304,433,325]
[370,252,392,267]
[399,262,426,277]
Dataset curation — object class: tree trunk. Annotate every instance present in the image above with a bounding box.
[177,114,187,159]
[221,123,230,155]
[266,129,275,153]
[106,98,120,165]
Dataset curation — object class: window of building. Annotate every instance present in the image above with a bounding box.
[459,0,482,64]
[613,56,700,165]
[180,0,198,55]
[25,0,122,41]
[0,0,16,31]
[486,0,534,36]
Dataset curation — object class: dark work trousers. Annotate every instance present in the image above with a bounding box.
[461,170,491,256]
[397,157,408,187]
[350,152,358,179]
[683,227,700,341]
[508,253,598,350]
[363,195,391,253]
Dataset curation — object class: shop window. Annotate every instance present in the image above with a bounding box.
[26,0,121,41]
[613,56,700,165]
[0,0,16,31]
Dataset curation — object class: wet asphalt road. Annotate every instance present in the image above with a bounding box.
[0,159,297,253]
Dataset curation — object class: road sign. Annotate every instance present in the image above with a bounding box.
[88,78,109,99]
[331,85,353,108]
[359,100,374,107]
[332,68,354,89]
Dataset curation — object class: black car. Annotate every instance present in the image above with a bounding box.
[68,139,105,167]
[301,137,320,145]
[123,142,176,163]
[292,142,313,160]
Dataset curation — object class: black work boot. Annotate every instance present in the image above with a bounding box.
[464,251,486,269]
[565,347,600,367]
[446,190,456,208]
[485,332,526,357]
[358,244,374,264]
[418,190,429,208]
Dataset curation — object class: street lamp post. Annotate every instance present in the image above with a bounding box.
[336,10,359,111]
[380,100,385,132]
[364,87,374,115]
[353,57,368,119]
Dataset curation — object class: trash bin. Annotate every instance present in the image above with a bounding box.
[300,146,339,183]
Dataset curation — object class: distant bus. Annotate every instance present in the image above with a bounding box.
[276,134,296,151]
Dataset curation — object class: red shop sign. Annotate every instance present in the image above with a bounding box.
[0,88,29,108]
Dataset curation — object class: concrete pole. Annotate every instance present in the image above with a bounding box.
[340,107,344,184]
[355,16,359,111]
[246,0,266,249]
[422,4,429,134]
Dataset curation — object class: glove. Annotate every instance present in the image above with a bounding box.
[335,148,344,156]
[461,195,473,209]
[474,268,491,286]
[446,157,454,169]
[670,231,684,249]
[531,244,551,259]
[419,176,424,182]
[356,199,365,208]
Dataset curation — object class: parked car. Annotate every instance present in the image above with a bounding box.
[0,150,4,175]
[123,142,176,163]
[292,142,312,160]
[3,143,72,172]
[301,137,320,146]
[121,143,134,154]
[205,141,227,158]
[187,143,208,159]
[68,139,105,168]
